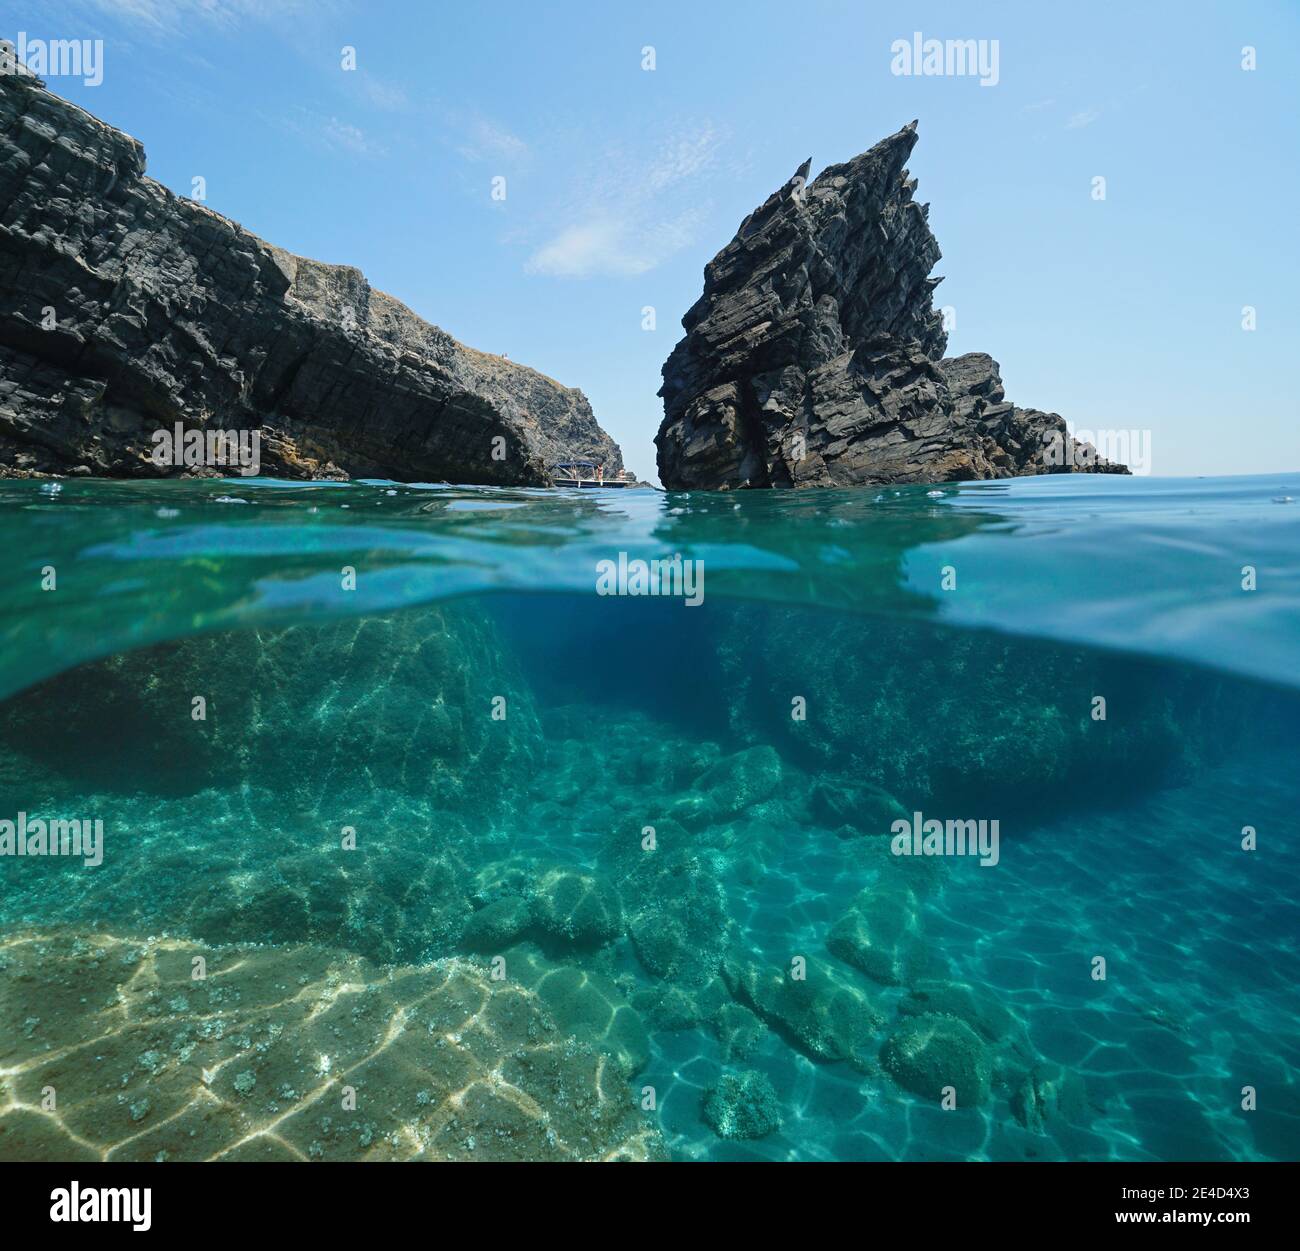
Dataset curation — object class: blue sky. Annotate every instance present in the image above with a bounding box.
[10,0,1299,481]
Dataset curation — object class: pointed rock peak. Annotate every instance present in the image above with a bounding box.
[657,120,1131,489]
[788,157,812,196]
[836,122,920,177]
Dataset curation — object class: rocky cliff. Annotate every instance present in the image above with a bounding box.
[656,122,1126,489]
[0,68,623,482]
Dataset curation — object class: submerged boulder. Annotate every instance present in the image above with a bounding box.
[530,866,624,948]
[461,895,534,953]
[0,604,541,811]
[0,603,543,964]
[712,1001,768,1063]
[1009,1062,1093,1135]
[622,848,735,987]
[898,979,1017,1045]
[662,745,784,830]
[722,952,882,1070]
[694,746,784,816]
[714,606,1221,816]
[826,881,925,986]
[813,780,910,837]
[880,1013,993,1107]
[656,122,1127,489]
[183,842,474,965]
[703,1070,783,1140]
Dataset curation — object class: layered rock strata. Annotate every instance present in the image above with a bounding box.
[656,122,1126,488]
[0,68,623,482]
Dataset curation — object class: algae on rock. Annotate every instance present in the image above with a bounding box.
[0,931,665,1161]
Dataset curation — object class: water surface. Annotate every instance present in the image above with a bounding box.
[1,474,1296,1161]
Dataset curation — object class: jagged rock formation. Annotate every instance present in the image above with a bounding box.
[0,68,623,482]
[656,122,1127,488]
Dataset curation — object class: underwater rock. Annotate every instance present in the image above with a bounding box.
[461,895,534,953]
[529,866,624,948]
[826,881,925,986]
[702,1070,783,1140]
[847,831,952,902]
[711,1002,768,1063]
[634,738,723,791]
[0,71,623,482]
[628,977,768,1065]
[898,979,1017,1045]
[631,982,715,1032]
[622,848,735,987]
[812,780,910,836]
[656,122,1127,488]
[1009,1062,1093,1135]
[715,608,1219,815]
[693,746,784,819]
[4,801,478,967]
[0,605,541,809]
[880,1013,993,1107]
[183,842,473,962]
[628,976,768,1061]
[503,944,650,1078]
[0,604,548,964]
[0,931,665,1161]
[721,952,882,1070]
[599,815,693,874]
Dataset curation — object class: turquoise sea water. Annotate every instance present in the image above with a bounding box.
[1,473,1297,1161]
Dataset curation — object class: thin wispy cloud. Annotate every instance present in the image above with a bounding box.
[527,208,706,279]
[76,0,397,158]
[276,106,384,158]
[1067,108,1102,129]
[74,0,333,34]
[643,126,723,191]
[453,115,530,165]
[525,123,727,279]
[361,77,409,112]
[322,116,374,155]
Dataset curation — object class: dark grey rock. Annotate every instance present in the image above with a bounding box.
[656,122,1128,489]
[0,69,623,482]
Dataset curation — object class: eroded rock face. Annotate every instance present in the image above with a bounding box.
[656,122,1127,488]
[0,70,623,483]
